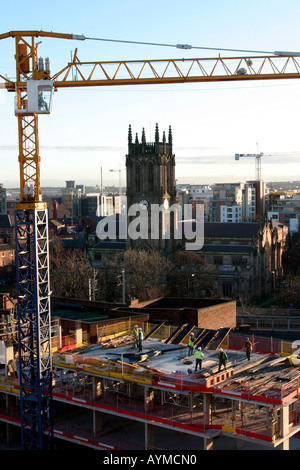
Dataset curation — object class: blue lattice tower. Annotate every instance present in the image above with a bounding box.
[15,207,53,450]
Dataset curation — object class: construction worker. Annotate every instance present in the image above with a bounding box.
[245,337,253,361]
[38,91,48,111]
[188,332,195,356]
[7,313,12,332]
[137,327,144,352]
[218,348,228,372]
[194,347,204,372]
[132,324,138,348]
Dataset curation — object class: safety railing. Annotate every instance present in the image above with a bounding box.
[0,403,145,450]
[238,314,300,332]
[52,344,300,406]
[0,374,290,446]
[52,382,280,442]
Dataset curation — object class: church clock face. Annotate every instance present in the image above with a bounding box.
[139,199,149,210]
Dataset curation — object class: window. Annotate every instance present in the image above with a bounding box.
[223,281,233,297]
[135,164,141,192]
[148,162,154,191]
[38,87,52,112]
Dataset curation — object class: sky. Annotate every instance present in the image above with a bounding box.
[1,0,300,189]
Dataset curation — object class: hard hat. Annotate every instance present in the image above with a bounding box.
[219,348,223,352]
[191,332,194,335]
[198,347,202,351]
[134,325,138,328]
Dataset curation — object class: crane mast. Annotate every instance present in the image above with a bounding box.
[14,33,53,450]
[1,30,300,450]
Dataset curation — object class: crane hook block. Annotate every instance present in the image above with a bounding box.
[15,80,54,115]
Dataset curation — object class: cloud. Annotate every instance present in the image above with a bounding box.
[42,145,125,152]
[176,154,233,165]
[0,145,125,152]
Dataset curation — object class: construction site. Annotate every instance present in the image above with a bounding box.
[1,312,300,451]
[2,30,300,451]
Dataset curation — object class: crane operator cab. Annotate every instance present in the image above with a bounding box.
[15,79,54,115]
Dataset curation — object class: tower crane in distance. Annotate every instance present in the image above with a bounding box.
[235,143,270,181]
[1,30,300,450]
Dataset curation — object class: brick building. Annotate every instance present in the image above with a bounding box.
[0,244,15,278]
[124,297,236,330]
[0,215,14,245]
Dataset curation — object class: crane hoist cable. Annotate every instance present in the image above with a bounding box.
[83,35,300,56]
[1,30,299,56]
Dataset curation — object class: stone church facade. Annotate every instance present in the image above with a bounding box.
[89,124,287,302]
[126,123,176,254]
[197,220,287,300]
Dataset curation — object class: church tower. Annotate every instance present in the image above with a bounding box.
[126,123,176,254]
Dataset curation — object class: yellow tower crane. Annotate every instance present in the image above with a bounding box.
[1,30,300,450]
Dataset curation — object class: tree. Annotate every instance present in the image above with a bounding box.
[49,237,94,299]
[96,254,124,302]
[277,275,300,309]
[167,251,219,298]
[124,248,172,301]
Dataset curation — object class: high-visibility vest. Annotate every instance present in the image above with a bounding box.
[138,330,143,341]
[132,328,138,337]
[195,350,204,359]
[219,351,227,362]
[188,336,194,347]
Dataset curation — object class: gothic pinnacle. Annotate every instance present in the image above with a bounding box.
[155,123,159,143]
[168,125,172,145]
[128,124,132,144]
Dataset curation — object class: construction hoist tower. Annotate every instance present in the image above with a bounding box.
[2,30,300,450]
[14,34,54,450]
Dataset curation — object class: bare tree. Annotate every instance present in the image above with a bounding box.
[167,251,219,298]
[277,275,300,308]
[124,248,172,301]
[49,237,94,299]
[96,254,124,302]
